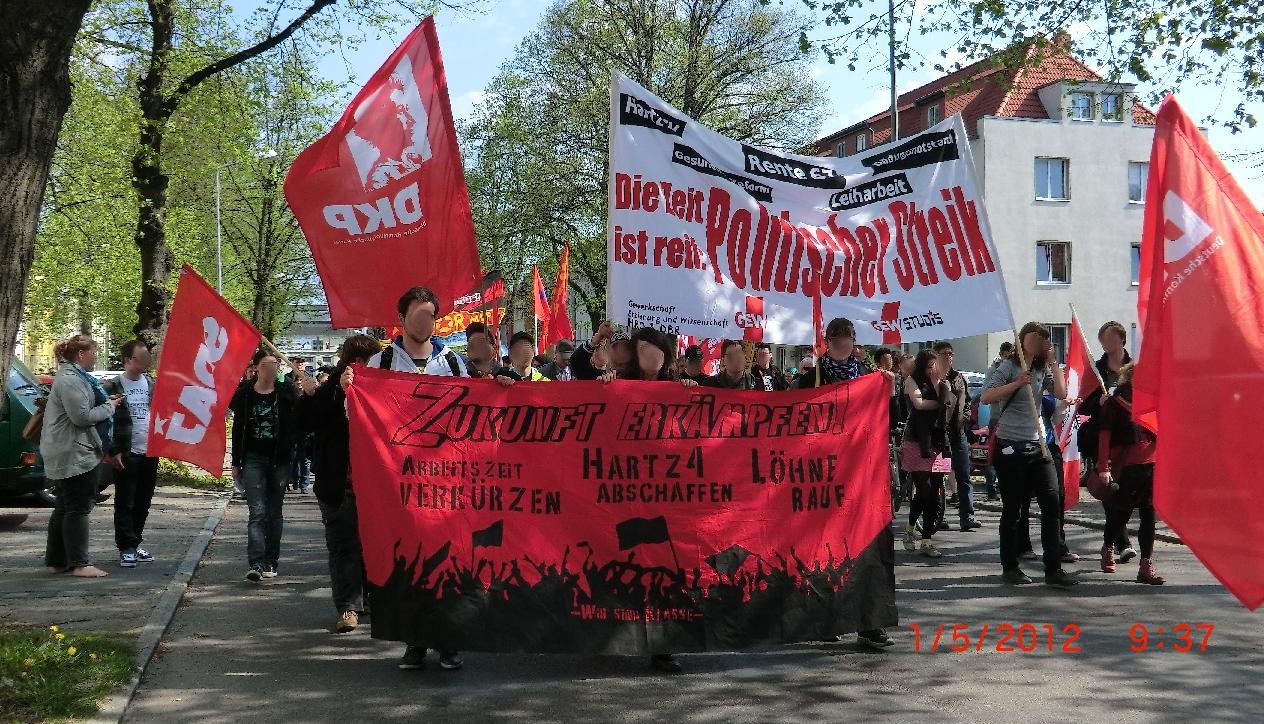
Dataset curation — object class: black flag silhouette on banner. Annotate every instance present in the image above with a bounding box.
[616,516,670,550]
[472,520,504,548]
[706,544,753,576]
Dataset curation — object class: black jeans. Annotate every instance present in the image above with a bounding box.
[114,453,159,552]
[45,469,99,569]
[318,493,366,614]
[1018,446,1068,556]
[1104,465,1156,558]
[994,441,1062,575]
[908,471,943,539]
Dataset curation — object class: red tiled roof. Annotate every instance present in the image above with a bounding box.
[816,41,1155,155]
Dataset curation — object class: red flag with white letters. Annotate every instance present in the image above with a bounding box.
[1134,96,1264,610]
[284,18,481,327]
[1055,314,1102,511]
[149,265,261,476]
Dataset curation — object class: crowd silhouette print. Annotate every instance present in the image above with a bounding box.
[367,515,896,654]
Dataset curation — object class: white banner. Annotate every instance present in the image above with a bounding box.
[606,73,1014,345]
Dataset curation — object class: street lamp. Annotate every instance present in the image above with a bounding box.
[215,148,279,293]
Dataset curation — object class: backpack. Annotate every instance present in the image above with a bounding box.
[379,344,464,376]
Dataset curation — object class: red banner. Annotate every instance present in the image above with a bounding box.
[546,242,575,348]
[148,265,261,476]
[284,18,481,328]
[345,367,896,652]
[1135,96,1264,610]
[1055,315,1102,511]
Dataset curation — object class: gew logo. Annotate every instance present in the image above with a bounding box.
[735,296,767,342]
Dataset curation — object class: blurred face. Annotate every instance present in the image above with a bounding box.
[256,355,280,381]
[685,358,703,377]
[636,340,666,378]
[827,333,854,361]
[900,356,914,375]
[723,345,746,375]
[467,332,494,362]
[76,344,99,370]
[400,300,437,343]
[935,348,953,373]
[800,357,814,375]
[755,348,772,368]
[1022,331,1049,362]
[509,340,533,368]
[875,353,894,372]
[925,357,942,382]
[123,345,153,374]
[611,340,633,367]
[1100,329,1125,354]
[592,344,610,370]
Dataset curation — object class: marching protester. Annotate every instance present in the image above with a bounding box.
[495,332,551,381]
[935,342,981,532]
[1096,363,1164,585]
[570,320,632,380]
[797,317,894,651]
[901,350,955,558]
[751,342,787,391]
[102,340,159,568]
[41,334,121,579]
[599,327,698,673]
[981,323,1076,587]
[1016,393,1075,563]
[540,340,574,380]
[345,286,467,672]
[462,321,497,379]
[703,340,758,389]
[298,333,382,634]
[1080,321,1137,562]
[681,344,710,384]
[230,350,300,583]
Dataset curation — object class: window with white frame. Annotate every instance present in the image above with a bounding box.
[1070,92,1094,120]
[1102,93,1123,122]
[1131,243,1142,285]
[1035,157,1070,200]
[1128,162,1149,203]
[856,133,868,151]
[927,105,941,126]
[1044,324,1070,363]
[1036,241,1071,284]
[836,142,846,158]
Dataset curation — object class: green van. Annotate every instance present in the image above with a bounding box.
[0,358,51,503]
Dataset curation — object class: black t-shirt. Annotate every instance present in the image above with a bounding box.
[246,388,279,457]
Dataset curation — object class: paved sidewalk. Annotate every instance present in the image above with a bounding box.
[0,486,228,638]
[127,492,1262,723]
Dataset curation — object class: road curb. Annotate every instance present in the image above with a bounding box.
[91,491,233,724]
[974,501,1183,545]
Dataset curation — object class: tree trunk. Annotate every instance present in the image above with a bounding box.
[0,1,91,392]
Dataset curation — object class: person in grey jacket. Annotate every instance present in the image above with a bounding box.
[42,334,121,578]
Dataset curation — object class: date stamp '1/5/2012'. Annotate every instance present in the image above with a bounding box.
[907,623,1215,653]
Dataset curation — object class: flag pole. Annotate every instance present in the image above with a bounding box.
[257,335,313,383]
[1012,329,1052,460]
[1069,303,1107,390]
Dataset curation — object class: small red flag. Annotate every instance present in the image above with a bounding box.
[148,265,261,476]
[532,265,550,354]
[284,18,480,327]
[1055,313,1103,511]
[1134,96,1264,610]
[546,242,575,349]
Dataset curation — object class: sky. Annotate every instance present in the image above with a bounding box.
[308,0,1263,206]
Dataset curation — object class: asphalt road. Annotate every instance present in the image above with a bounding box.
[125,493,1262,723]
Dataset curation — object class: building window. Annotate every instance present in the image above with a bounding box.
[1044,324,1070,363]
[1070,92,1094,121]
[1128,162,1149,203]
[1036,241,1071,284]
[927,105,941,126]
[836,142,846,158]
[1131,243,1141,285]
[1102,93,1123,122]
[1035,157,1070,200]
[856,133,868,151]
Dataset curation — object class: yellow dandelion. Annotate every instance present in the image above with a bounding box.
[67,646,78,656]
[55,632,66,641]
[49,625,59,632]
[23,658,35,667]
[89,653,98,660]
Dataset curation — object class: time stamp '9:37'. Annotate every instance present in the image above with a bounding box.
[907,623,1215,653]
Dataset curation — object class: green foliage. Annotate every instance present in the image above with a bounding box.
[157,457,231,490]
[0,626,135,721]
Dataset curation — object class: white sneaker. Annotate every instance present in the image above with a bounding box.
[135,547,154,562]
[919,540,943,558]
[120,550,138,568]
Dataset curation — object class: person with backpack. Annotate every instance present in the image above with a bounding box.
[342,286,467,673]
[980,323,1077,588]
[1078,321,1137,562]
[1096,363,1164,584]
[494,332,551,382]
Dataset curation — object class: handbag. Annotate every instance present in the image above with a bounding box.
[21,398,47,443]
[1084,467,1114,503]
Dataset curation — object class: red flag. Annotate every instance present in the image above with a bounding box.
[811,292,826,357]
[532,265,550,354]
[1134,96,1264,610]
[546,242,575,348]
[1055,314,1103,511]
[284,18,480,328]
[148,265,261,476]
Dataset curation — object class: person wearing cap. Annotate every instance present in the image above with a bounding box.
[540,340,574,380]
[681,345,710,383]
[569,320,632,380]
[494,332,551,382]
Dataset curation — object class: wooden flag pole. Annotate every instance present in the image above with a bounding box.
[1012,328,1052,460]
[257,335,314,384]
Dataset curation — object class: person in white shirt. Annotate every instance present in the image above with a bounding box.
[102,340,158,569]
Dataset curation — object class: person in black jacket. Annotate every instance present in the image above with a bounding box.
[569,320,632,380]
[703,340,758,389]
[751,343,787,391]
[230,349,301,582]
[1078,321,1137,562]
[297,334,381,633]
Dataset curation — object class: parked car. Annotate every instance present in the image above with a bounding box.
[0,358,51,503]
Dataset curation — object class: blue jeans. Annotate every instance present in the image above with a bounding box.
[983,466,998,497]
[242,453,286,570]
[950,431,975,521]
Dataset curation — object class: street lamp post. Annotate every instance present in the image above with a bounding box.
[215,148,278,294]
